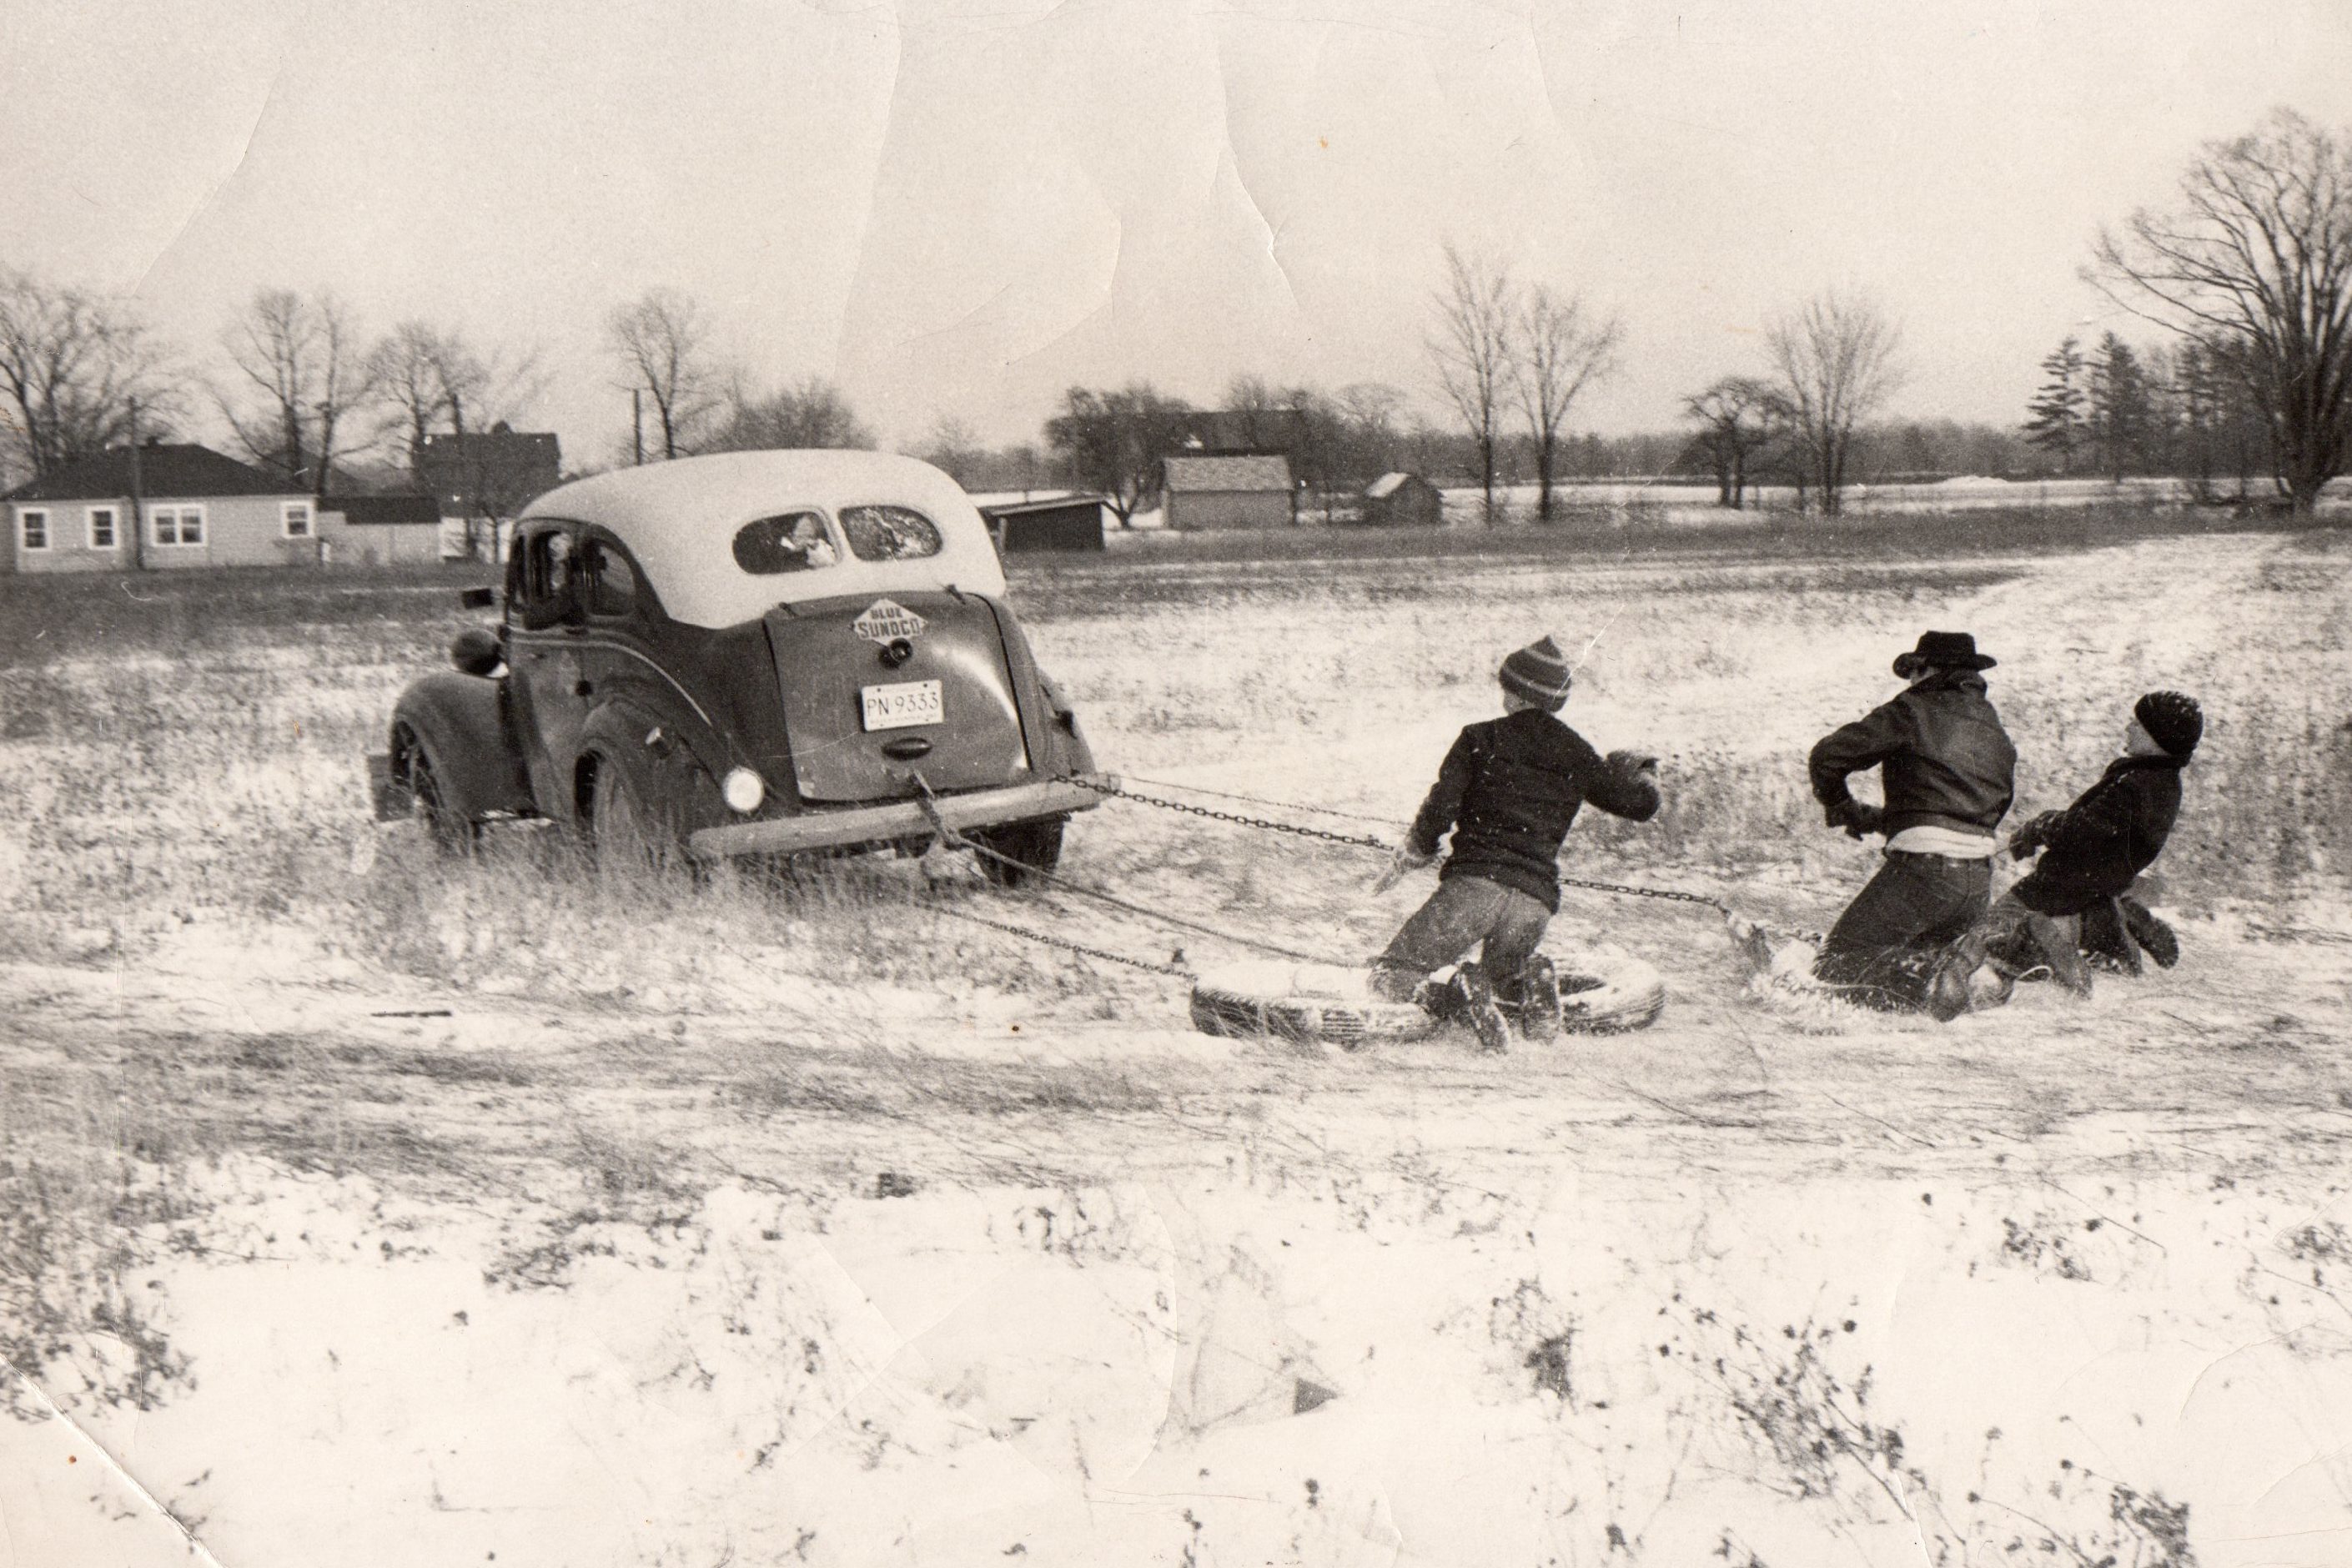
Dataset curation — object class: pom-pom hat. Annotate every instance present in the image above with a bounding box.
[1499,636,1573,710]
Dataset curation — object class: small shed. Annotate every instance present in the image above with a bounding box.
[1361,471,1443,528]
[320,493,448,565]
[1162,452,1294,530]
[977,495,1107,553]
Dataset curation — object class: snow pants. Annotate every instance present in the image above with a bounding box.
[1370,873,1552,1003]
[1813,851,1992,1012]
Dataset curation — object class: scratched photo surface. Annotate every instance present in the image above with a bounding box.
[5,3,2352,1564]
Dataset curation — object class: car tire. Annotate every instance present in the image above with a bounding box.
[972,816,1064,888]
[396,725,478,856]
[587,755,676,874]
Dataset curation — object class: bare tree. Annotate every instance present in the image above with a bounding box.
[2088,108,2352,515]
[0,269,174,483]
[1427,244,1517,522]
[914,414,984,486]
[606,289,719,460]
[1515,284,1622,520]
[1043,383,1193,527]
[1682,375,1778,508]
[1764,289,1905,516]
[217,289,379,499]
[706,375,876,452]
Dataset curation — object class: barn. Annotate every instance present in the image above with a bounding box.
[977,495,1107,553]
[1161,452,1294,530]
[1361,471,1444,527]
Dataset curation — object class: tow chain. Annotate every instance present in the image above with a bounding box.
[925,900,1195,978]
[1062,776,1393,852]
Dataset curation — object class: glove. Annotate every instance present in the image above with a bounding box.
[1372,844,1435,895]
[1826,799,1887,840]
[2008,811,2061,860]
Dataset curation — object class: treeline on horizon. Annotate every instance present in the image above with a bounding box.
[4,108,2344,522]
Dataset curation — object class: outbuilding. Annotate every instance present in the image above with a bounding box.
[320,493,450,565]
[1361,471,1443,528]
[4,443,325,574]
[976,495,1107,553]
[1161,452,1294,530]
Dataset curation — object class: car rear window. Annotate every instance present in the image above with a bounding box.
[732,511,840,574]
[838,505,943,562]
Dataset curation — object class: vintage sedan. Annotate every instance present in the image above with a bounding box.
[369,450,1103,881]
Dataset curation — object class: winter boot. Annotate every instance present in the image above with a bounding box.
[2121,897,2179,969]
[1924,927,1993,1022]
[1445,962,1512,1055]
[2079,898,2143,977]
[1517,955,1563,1045]
[2022,912,2093,997]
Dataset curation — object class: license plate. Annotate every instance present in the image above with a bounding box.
[860,680,943,731]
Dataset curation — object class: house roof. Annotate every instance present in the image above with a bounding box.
[977,494,1107,519]
[1163,453,1291,493]
[329,493,444,525]
[3,443,297,503]
[1364,471,1423,500]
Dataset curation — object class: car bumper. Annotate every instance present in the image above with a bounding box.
[685,775,1112,862]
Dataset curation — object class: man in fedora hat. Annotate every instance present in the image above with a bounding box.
[1371,635,1663,1051]
[1984,690,2203,990]
[1807,631,2018,1017]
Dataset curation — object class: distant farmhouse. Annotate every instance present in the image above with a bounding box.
[1161,453,1295,530]
[417,424,561,557]
[975,494,1108,553]
[3,441,455,573]
[1361,471,1443,527]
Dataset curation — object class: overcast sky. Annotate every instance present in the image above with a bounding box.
[6,0,2350,465]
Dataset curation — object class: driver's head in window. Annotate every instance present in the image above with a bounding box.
[734,511,838,574]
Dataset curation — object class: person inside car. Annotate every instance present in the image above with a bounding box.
[1369,635,1662,1052]
[1807,631,2018,1019]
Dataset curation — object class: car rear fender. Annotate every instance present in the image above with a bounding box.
[575,697,724,836]
[385,672,535,820]
[988,601,1096,779]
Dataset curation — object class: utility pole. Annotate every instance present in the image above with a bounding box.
[125,398,146,573]
[631,388,644,466]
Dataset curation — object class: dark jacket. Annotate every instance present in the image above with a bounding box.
[2008,754,2186,915]
[1407,709,1661,912]
[1808,671,2017,838]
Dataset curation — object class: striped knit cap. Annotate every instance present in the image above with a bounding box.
[1499,636,1573,711]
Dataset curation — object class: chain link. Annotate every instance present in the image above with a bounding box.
[1121,775,1407,829]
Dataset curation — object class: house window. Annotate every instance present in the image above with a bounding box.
[19,510,48,550]
[88,507,117,549]
[152,505,205,546]
[282,501,312,538]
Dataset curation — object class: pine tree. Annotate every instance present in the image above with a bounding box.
[2086,332,2153,484]
[2022,337,2085,473]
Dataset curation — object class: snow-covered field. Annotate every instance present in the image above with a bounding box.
[3,524,2349,1565]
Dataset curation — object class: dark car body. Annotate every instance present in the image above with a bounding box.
[370,450,1102,869]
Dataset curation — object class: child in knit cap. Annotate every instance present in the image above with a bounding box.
[1370,635,1663,1051]
[1981,690,2202,991]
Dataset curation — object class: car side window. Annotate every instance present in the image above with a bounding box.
[581,538,640,620]
[838,505,943,561]
[515,527,578,628]
[733,511,839,574]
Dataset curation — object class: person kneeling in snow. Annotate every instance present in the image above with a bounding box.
[1369,636,1662,1053]
[1807,631,2018,1020]
[1983,691,2201,992]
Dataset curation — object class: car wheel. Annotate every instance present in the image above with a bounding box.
[973,816,1064,889]
[588,756,675,874]
[398,726,477,856]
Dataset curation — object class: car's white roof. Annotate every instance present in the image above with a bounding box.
[521,450,1008,628]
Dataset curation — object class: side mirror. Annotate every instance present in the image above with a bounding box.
[458,587,497,610]
[450,626,504,676]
